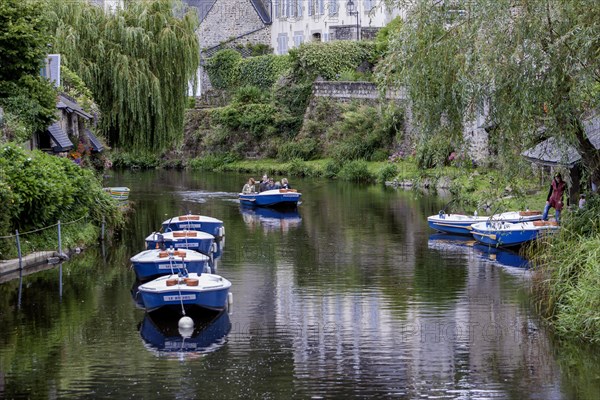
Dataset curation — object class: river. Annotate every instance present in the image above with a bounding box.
[0,169,599,399]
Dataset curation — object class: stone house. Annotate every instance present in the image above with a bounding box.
[33,55,104,156]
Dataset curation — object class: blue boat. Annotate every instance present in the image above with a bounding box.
[137,273,232,312]
[145,231,216,256]
[239,189,301,207]
[140,308,231,355]
[130,248,211,281]
[161,214,225,239]
[427,211,543,235]
[471,220,559,247]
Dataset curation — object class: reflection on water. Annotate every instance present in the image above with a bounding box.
[427,233,530,269]
[139,307,231,357]
[239,205,302,233]
[0,170,599,399]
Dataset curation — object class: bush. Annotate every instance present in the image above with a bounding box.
[323,160,341,179]
[337,160,373,182]
[290,41,377,81]
[232,85,270,105]
[111,151,160,169]
[205,49,242,89]
[0,144,122,233]
[278,138,319,161]
[377,164,399,183]
[188,153,239,171]
[238,54,291,90]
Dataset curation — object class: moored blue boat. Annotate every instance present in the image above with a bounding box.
[130,248,211,281]
[140,308,231,355]
[145,230,216,256]
[137,273,231,312]
[161,214,225,239]
[471,220,559,247]
[239,189,301,207]
[427,210,543,235]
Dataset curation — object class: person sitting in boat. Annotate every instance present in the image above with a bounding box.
[265,178,277,190]
[259,174,269,192]
[242,178,256,194]
[542,173,566,223]
[281,178,291,189]
[579,194,586,209]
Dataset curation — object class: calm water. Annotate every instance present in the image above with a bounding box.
[1,169,599,399]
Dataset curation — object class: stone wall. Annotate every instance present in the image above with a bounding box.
[309,81,489,161]
[312,81,407,101]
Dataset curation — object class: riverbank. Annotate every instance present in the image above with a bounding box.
[188,157,548,214]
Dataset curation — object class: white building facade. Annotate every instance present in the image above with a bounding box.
[271,0,403,54]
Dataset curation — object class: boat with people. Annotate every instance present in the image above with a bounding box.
[130,248,211,281]
[427,210,543,235]
[136,272,232,312]
[470,220,559,247]
[239,188,302,208]
[161,214,225,239]
[145,230,216,256]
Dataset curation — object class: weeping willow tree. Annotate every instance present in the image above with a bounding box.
[381,0,600,183]
[49,0,200,153]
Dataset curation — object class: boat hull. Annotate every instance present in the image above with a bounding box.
[145,231,215,256]
[161,215,225,238]
[130,249,210,281]
[471,221,558,247]
[239,189,301,207]
[427,211,543,235]
[137,273,231,312]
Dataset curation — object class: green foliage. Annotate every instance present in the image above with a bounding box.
[531,194,600,342]
[291,41,377,80]
[337,160,374,182]
[238,54,291,90]
[49,0,200,153]
[0,144,122,235]
[0,0,57,138]
[110,151,160,169]
[205,49,242,90]
[377,163,399,183]
[187,153,239,171]
[374,16,403,57]
[278,138,319,161]
[0,0,52,82]
[323,160,342,179]
[232,86,270,105]
[415,132,456,169]
[328,105,399,163]
[60,65,95,113]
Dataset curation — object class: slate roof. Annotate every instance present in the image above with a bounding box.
[47,122,74,152]
[85,128,104,152]
[57,94,93,120]
[183,0,217,23]
[521,113,600,167]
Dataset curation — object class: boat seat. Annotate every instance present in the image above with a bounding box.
[533,221,558,227]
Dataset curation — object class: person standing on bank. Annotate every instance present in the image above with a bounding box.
[542,173,566,223]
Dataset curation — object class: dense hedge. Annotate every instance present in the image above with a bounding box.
[0,144,122,234]
[290,41,377,80]
[206,50,291,90]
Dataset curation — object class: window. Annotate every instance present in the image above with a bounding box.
[318,0,324,15]
[323,32,330,42]
[328,0,338,16]
[308,0,314,16]
[277,33,289,54]
[364,0,375,12]
[293,31,304,47]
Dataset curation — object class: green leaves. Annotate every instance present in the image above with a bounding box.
[49,0,200,153]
